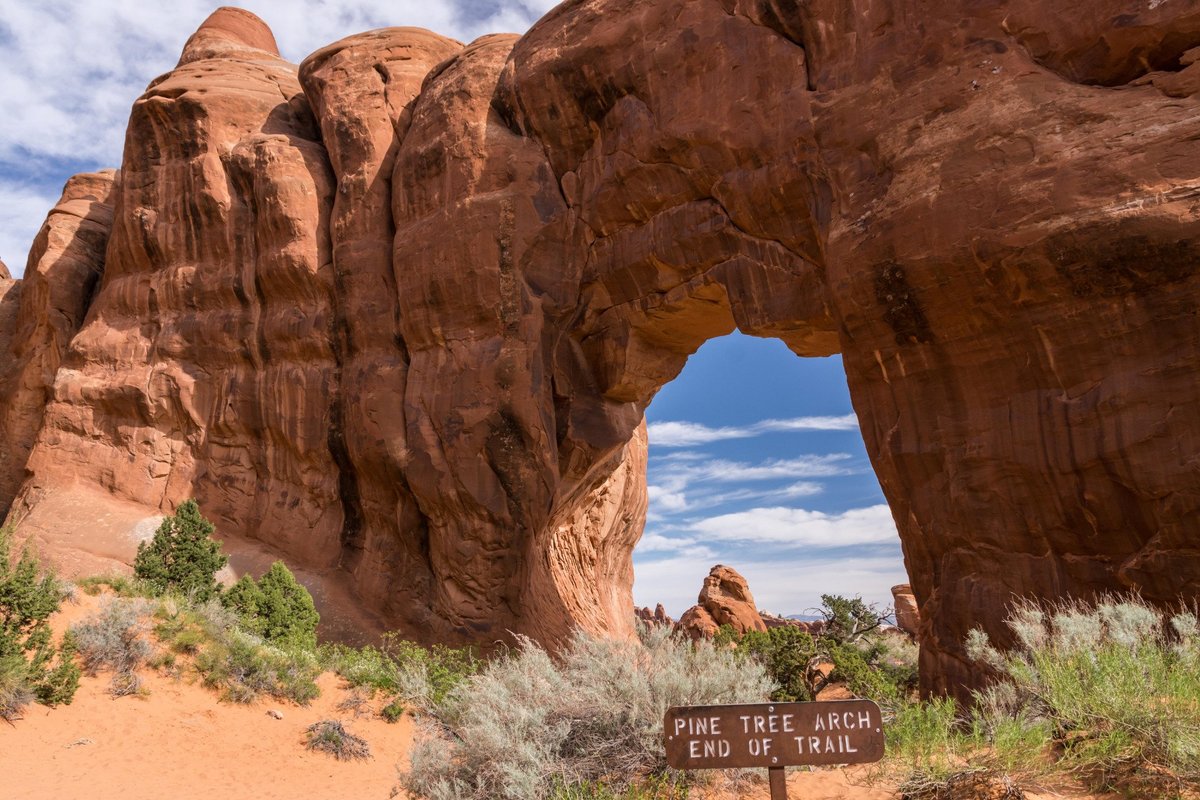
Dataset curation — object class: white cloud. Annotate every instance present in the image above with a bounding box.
[644,479,823,515]
[633,551,909,619]
[647,414,859,447]
[0,0,557,278]
[651,454,853,495]
[689,504,899,548]
[0,182,59,276]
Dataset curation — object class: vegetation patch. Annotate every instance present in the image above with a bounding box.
[403,625,772,800]
[305,719,371,761]
[221,561,319,649]
[0,527,80,719]
[71,598,153,697]
[133,499,227,601]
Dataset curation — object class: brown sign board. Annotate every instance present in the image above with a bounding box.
[664,699,885,770]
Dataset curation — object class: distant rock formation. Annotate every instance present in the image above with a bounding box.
[891,584,920,638]
[678,565,768,640]
[635,603,674,628]
[4,2,1200,696]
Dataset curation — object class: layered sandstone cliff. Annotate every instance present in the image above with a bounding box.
[4,2,1200,695]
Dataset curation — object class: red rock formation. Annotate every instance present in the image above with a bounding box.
[9,8,344,572]
[4,2,1200,696]
[635,603,674,628]
[0,171,116,517]
[678,565,768,640]
[891,585,920,639]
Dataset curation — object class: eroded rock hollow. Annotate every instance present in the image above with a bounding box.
[4,2,1200,694]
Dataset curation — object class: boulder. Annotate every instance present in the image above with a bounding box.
[678,565,767,639]
[892,584,920,638]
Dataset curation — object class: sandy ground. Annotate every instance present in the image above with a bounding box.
[0,593,412,800]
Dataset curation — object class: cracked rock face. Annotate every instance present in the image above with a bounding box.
[4,2,1200,694]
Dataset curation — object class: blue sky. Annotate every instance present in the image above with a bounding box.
[0,0,908,617]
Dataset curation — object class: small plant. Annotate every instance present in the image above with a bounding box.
[76,574,139,597]
[305,719,371,761]
[71,598,152,697]
[381,697,405,723]
[221,561,319,649]
[0,527,80,718]
[133,500,227,601]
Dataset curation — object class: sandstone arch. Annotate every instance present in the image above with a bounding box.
[3,1,1200,696]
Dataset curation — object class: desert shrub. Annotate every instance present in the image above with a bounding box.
[76,574,141,597]
[324,634,477,711]
[549,775,689,800]
[403,625,773,800]
[0,527,80,717]
[381,697,406,723]
[195,628,320,705]
[133,500,227,601]
[305,719,371,761]
[965,596,1200,794]
[220,561,318,649]
[733,625,816,702]
[725,595,917,709]
[71,598,152,696]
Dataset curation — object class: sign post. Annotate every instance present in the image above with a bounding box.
[664,699,885,799]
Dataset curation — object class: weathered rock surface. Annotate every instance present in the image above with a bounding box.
[5,2,1200,694]
[678,565,768,640]
[892,584,920,639]
[0,171,116,517]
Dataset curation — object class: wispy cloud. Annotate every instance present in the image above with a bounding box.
[688,504,899,547]
[647,414,859,447]
[651,453,854,494]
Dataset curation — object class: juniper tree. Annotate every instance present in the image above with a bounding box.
[133,500,227,601]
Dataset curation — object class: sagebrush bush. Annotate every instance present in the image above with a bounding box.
[221,561,319,649]
[0,527,80,717]
[133,500,227,600]
[965,597,1200,794]
[71,598,152,696]
[403,625,773,800]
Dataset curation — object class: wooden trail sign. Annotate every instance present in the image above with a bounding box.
[664,699,885,799]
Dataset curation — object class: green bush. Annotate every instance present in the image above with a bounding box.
[221,561,318,649]
[324,634,477,711]
[723,595,917,708]
[733,626,816,702]
[0,527,80,718]
[133,500,227,601]
[195,628,320,705]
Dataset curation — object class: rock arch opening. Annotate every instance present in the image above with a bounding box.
[632,331,906,622]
